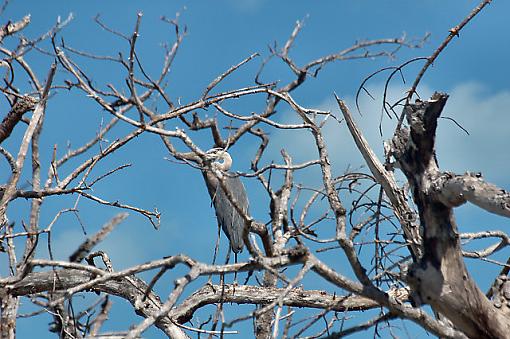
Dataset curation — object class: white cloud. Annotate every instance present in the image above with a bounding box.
[268,82,510,186]
[436,83,510,183]
[49,225,144,270]
[265,83,428,186]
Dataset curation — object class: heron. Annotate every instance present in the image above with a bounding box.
[203,148,249,254]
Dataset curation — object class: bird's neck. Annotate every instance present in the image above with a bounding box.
[214,152,232,172]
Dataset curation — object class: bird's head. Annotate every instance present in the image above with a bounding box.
[205,148,232,172]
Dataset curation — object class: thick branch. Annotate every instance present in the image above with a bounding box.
[336,95,421,259]
[5,269,188,338]
[0,96,37,144]
[432,172,510,217]
[171,283,409,324]
[392,93,510,338]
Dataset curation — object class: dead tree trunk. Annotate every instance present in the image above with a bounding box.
[391,93,510,338]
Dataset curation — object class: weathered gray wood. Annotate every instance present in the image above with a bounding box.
[171,283,409,324]
[337,95,422,260]
[4,269,189,339]
[391,93,510,338]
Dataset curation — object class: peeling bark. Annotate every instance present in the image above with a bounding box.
[391,93,510,338]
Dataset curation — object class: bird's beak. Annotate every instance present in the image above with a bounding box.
[205,152,217,161]
[205,148,224,161]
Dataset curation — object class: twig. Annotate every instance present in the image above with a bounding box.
[404,0,492,108]
[202,52,259,99]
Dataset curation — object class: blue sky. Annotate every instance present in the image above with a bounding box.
[2,1,510,338]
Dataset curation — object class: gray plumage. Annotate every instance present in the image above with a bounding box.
[203,149,248,253]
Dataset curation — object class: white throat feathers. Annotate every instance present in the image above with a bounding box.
[211,150,233,172]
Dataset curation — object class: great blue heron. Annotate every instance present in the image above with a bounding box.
[203,148,249,253]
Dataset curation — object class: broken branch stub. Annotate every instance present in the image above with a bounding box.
[391,93,510,338]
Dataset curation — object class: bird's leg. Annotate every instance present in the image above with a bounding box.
[210,270,226,334]
[224,249,231,265]
[233,252,238,280]
[224,250,239,295]
[210,218,229,333]
[233,252,239,292]
[243,269,254,285]
[213,221,222,265]
[223,250,234,282]
[207,221,223,285]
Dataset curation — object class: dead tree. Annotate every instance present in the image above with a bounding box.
[392,93,510,338]
[1,1,507,338]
